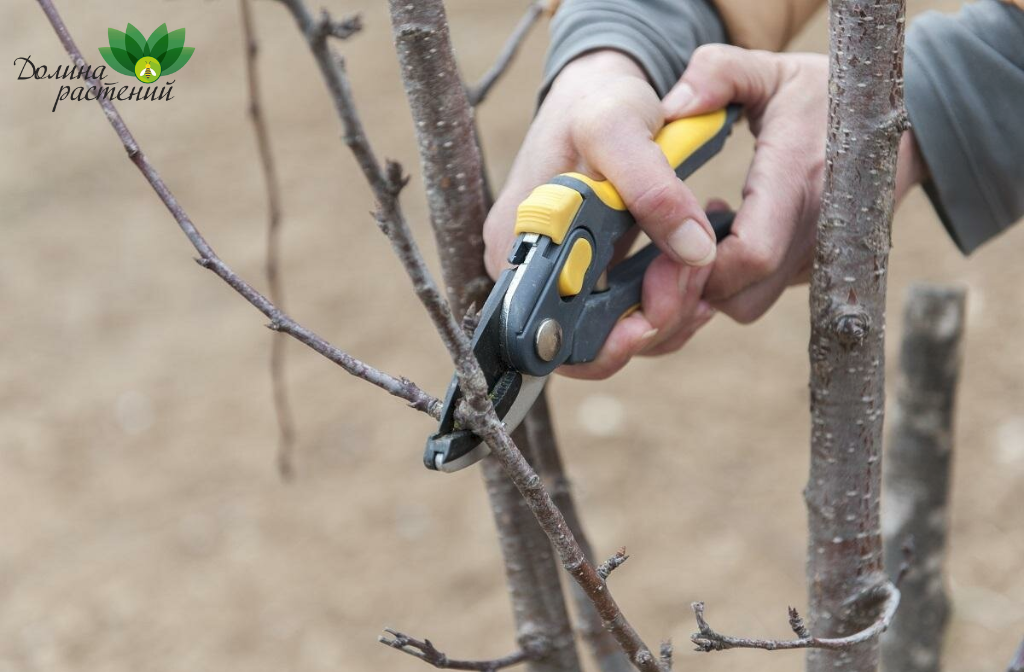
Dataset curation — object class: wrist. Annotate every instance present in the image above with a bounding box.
[896,129,928,201]
[550,50,649,95]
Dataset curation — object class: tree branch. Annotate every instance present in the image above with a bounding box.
[882,284,964,672]
[525,393,633,672]
[33,0,441,421]
[239,0,298,479]
[466,1,547,106]
[380,628,532,671]
[1008,638,1024,672]
[690,583,900,653]
[806,2,907,670]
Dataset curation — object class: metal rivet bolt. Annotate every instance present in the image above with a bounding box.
[535,319,563,362]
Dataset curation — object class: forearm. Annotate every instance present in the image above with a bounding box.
[905,0,1024,253]
[541,0,725,99]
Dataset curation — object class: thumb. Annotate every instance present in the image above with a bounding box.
[662,45,782,119]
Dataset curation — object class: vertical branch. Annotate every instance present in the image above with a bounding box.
[239,0,298,479]
[881,284,965,672]
[1008,638,1024,672]
[388,0,490,316]
[806,2,908,672]
[525,392,633,672]
[387,3,581,671]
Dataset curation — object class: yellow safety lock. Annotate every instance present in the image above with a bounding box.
[514,184,583,245]
[558,238,593,298]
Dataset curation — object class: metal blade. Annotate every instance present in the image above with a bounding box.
[433,374,547,472]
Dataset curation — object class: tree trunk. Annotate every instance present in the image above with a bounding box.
[388,3,582,670]
[881,285,964,672]
[806,2,908,672]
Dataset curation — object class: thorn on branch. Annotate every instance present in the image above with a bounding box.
[597,547,629,580]
[379,627,532,671]
[788,606,810,639]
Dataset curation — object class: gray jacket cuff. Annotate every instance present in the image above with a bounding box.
[540,0,726,101]
[905,1,1024,254]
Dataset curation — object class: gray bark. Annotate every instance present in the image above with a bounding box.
[806,2,908,672]
[881,285,965,672]
[525,392,633,672]
[388,3,582,670]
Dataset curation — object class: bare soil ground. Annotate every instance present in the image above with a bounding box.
[2,1,1021,671]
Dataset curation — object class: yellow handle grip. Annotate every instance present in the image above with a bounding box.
[562,108,731,211]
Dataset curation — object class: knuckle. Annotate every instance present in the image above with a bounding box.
[722,298,769,325]
[631,180,685,229]
[741,239,780,280]
[572,95,623,145]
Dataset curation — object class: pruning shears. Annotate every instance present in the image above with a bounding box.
[425,105,742,472]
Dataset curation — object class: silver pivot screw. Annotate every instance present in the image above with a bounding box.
[535,319,563,362]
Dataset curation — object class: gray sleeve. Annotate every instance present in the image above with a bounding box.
[540,0,726,100]
[906,1,1024,254]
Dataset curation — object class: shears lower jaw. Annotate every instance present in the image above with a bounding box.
[426,373,547,472]
[423,264,550,473]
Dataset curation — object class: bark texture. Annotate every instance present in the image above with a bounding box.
[389,0,491,316]
[526,392,633,672]
[388,3,581,670]
[806,2,908,672]
[483,430,579,670]
[881,285,965,672]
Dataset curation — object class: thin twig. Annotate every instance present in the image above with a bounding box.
[1008,637,1024,672]
[690,583,901,653]
[380,628,532,671]
[239,0,298,479]
[34,0,441,421]
[467,1,546,106]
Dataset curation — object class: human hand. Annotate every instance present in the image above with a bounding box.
[662,45,927,323]
[483,50,722,380]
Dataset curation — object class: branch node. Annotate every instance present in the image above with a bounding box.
[384,159,410,195]
[194,256,213,269]
[659,640,673,669]
[597,547,629,580]
[788,606,811,639]
[894,536,914,588]
[312,9,363,43]
[831,303,871,347]
[461,303,481,337]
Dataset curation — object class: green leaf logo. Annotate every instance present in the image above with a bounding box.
[99,23,194,83]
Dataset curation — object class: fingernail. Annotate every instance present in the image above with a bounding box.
[637,328,660,354]
[664,82,696,115]
[668,219,716,266]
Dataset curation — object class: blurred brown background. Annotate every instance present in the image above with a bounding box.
[1,1,1021,670]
